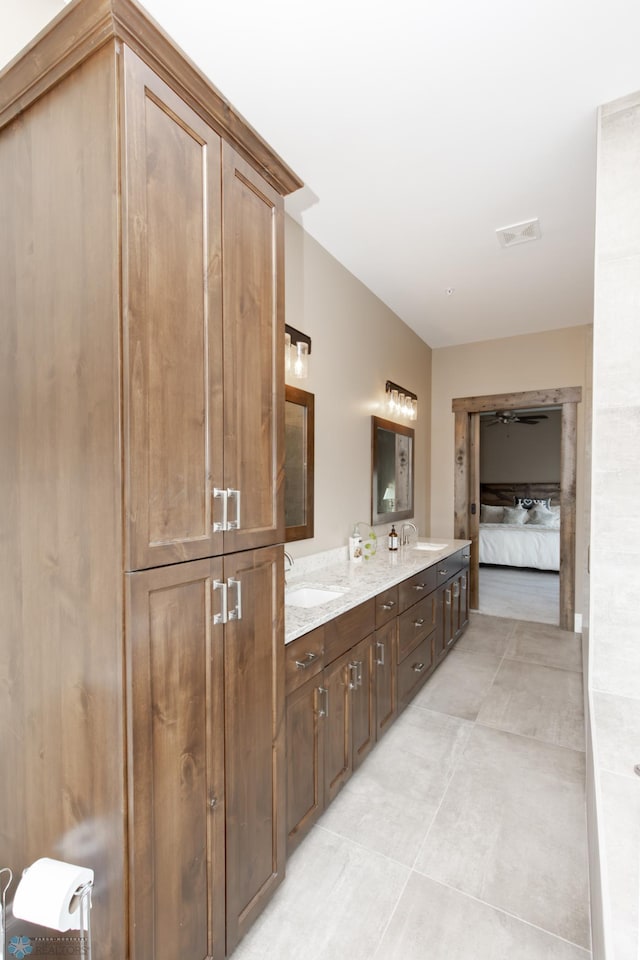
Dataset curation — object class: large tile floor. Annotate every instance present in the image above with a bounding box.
[232,613,590,960]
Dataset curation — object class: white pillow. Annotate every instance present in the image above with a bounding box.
[480,504,504,524]
[528,504,559,528]
[502,505,529,525]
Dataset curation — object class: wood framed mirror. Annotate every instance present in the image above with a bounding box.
[285,384,315,542]
[371,415,415,525]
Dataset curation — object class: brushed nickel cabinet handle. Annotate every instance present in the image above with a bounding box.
[317,686,328,718]
[453,582,460,598]
[348,662,359,690]
[227,487,241,530]
[381,600,396,610]
[445,588,452,606]
[412,583,425,591]
[295,652,319,669]
[413,618,425,627]
[212,579,228,624]
[213,487,228,532]
[376,641,385,666]
[438,568,448,576]
[461,575,467,590]
[227,577,242,621]
[412,662,425,673]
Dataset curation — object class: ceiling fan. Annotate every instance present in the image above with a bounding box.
[484,410,549,426]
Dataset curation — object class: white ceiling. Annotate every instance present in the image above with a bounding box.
[5,0,640,347]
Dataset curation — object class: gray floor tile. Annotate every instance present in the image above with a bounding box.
[412,648,502,721]
[414,727,590,949]
[373,875,590,960]
[319,707,473,865]
[506,620,583,672]
[456,612,517,656]
[476,658,585,751]
[231,828,409,960]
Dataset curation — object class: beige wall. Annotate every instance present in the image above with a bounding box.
[285,216,432,557]
[430,325,592,615]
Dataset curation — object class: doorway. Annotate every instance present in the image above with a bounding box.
[452,387,581,631]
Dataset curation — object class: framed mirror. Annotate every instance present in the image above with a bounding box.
[371,415,414,525]
[285,385,315,542]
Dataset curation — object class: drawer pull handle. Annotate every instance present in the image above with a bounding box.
[463,552,470,559]
[412,662,426,673]
[295,652,319,670]
[461,575,467,590]
[412,583,426,591]
[438,568,448,576]
[453,582,460,598]
[348,662,359,690]
[376,641,385,666]
[381,600,396,610]
[413,618,425,627]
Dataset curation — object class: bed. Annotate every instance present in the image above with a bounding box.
[479,482,560,572]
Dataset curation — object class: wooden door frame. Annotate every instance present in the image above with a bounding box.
[452,387,581,632]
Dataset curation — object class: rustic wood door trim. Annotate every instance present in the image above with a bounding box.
[452,387,581,631]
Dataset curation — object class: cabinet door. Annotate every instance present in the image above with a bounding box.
[222,145,284,553]
[127,558,225,960]
[374,620,397,737]
[122,49,224,571]
[286,676,326,855]
[351,635,376,771]
[224,545,285,953]
[323,650,353,804]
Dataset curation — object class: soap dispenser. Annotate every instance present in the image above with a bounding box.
[388,524,398,551]
[349,524,363,562]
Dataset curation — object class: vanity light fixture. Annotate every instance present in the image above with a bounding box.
[386,380,418,421]
[285,324,312,379]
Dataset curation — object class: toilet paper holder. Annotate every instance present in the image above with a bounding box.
[0,868,12,960]
[1,861,93,960]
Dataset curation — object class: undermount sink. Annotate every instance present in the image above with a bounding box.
[413,542,447,551]
[285,587,344,609]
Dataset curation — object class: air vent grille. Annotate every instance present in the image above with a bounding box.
[496,218,541,248]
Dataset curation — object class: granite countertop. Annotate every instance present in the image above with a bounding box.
[285,538,470,644]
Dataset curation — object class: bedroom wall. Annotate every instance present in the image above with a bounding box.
[430,325,592,618]
[480,409,562,483]
[285,215,432,557]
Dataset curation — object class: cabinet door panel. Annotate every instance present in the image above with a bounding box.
[223,545,285,952]
[123,49,224,571]
[351,635,376,771]
[286,677,325,855]
[374,620,397,737]
[323,650,352,804]
[127,558,225,960]
[222,145,284,552]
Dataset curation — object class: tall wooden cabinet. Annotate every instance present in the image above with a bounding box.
[0,3,301,959]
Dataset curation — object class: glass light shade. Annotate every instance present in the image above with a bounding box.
[390,389,399,410]
[284,332,291,373]
[293,340,308,379]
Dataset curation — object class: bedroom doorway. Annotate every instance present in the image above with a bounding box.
[451,387,581,631]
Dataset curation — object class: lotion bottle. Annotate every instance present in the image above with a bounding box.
[388,524,398,551]
[349,524,363,562]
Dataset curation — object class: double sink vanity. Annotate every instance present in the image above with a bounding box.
[283,538,471,854]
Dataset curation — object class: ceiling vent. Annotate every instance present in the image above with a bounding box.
[496,218,541,248]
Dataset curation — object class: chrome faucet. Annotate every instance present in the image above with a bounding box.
[401,522,417,546]
[284,551,294,584]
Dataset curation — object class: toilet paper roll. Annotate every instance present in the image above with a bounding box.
[12,858,94,931]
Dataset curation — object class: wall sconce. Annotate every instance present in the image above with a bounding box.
[386,380,418,421]
[285,325,312,379]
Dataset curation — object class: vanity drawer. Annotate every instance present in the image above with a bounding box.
[398,568,437,611]
[397,634,434,708]
[397,595,436,662]
[285,627,325,696]
[324,599,375,664]
[375,586,399,627]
